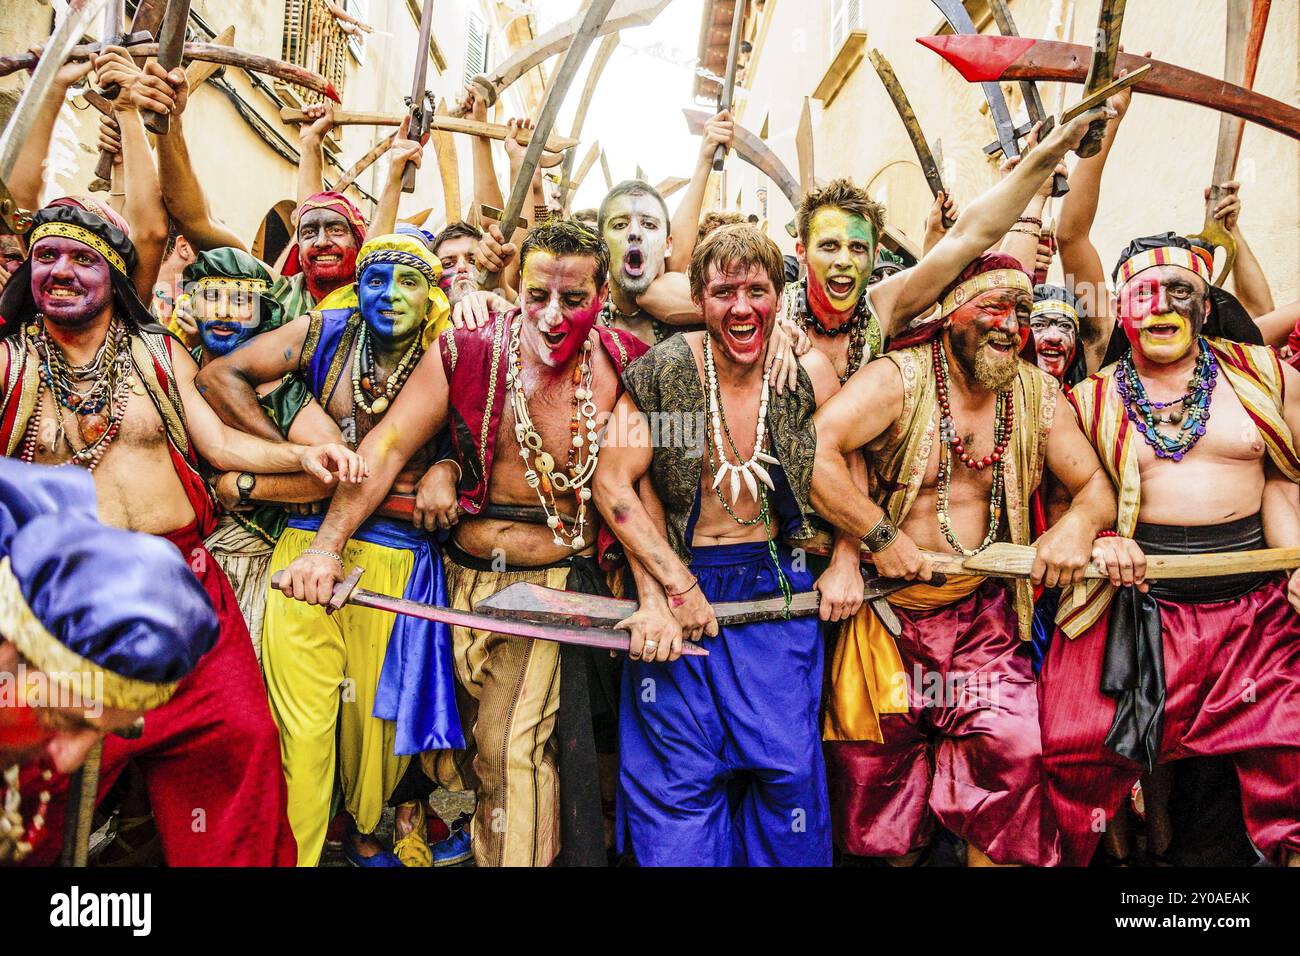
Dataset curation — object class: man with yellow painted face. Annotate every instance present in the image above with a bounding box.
[598,180,683,344]
[273,221,648,867]
[198,235,462,868]
[1042,234,1300,869]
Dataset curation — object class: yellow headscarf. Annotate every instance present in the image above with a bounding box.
[354,233,451,348]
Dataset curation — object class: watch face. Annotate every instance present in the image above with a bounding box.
[237,473,255,493]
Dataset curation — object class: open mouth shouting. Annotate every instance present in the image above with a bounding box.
[622,247,645,279]
[826,274,857,299]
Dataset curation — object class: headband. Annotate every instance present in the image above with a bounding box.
[1031,299,1079,324]
[940,268,1033,318]
[28,221,128,276]
[1115,245,1211,288]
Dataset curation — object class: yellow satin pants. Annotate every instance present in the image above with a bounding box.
[262,528,411,867]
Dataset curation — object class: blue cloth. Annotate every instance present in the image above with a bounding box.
[303,307,358,406]
[0,459,216,682]
[287,513,464,753]
[617,540,831,866]
[1030,587,1061,675]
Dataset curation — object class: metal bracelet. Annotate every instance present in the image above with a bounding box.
[302,547,344,566]
[862,514,900,553]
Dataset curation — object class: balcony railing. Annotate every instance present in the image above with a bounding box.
[280,0,350,105]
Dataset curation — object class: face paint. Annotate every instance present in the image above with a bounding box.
[1028,312,1078,381]
[699,261,778,366]
[801,208,874,323]
[192,282,261,357]
[298,208,359,299]
[601,191,669,298]
[1117,266,1207,366]
[946,287,1026,391]
[29,237,114,329]
[519,250,604,369]
[436,235,480,307]
[359,262,430,345]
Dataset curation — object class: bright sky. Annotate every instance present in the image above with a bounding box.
[529,0,711,213]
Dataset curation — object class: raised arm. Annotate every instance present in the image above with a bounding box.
[667,110,734,273]
[460,85,502,220]
[367,116,429,239]
[8,49,93,212]
[296,103,336,208]
[877,108,1111,332]
[1057,81,1139,372]
[153,71,248,252]
[1208,182,1275,318]
[195,315,311,440]
[1255,299,1300,351]
[92,51,174,298]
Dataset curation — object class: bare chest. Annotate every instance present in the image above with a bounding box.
[1129,377,1264,470]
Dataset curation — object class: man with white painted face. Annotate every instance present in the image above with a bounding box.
[273,221,646,867]
[1042,233,1300,869]
[1027,284,1087,388]
[199,235,459,867]
[594,225,859,866]
[181,248,343,657]
[598,180,700,345]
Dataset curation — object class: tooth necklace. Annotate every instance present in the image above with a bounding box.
[507,314,598,551]
[703,337,778,506]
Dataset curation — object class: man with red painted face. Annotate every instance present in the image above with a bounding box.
[0,204,367,867]
[593,225,856,866]
[273,221,647,867]
[810,251,1119,867]
[1027,284,1087,388]
[1042,234,1300,869]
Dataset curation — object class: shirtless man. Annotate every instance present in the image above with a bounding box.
[810,247,1118,864]
[0,204,362,867]
[1043,233,1300,868]
[197,232,459,867]
[272,220,646,867]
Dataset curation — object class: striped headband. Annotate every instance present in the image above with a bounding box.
[358,248,439,286]
[940,269,1033,318]
[1116,246,1210,287]
[28,221,128,275]
[1031,299,1079,324]
[191,276,269,293]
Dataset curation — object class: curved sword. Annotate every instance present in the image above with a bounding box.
[683,108,799,208]
[562,31,620,212]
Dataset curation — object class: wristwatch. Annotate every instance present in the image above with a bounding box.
[236,472,257,506]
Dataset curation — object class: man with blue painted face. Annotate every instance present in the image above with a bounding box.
[197,235,461,868]
[182,248,344,659]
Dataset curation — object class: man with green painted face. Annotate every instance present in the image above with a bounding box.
[197,235,462,868]
[182,248,344,659]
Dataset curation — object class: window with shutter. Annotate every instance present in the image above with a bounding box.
[830,0,864,52]
[345,0,369,64]
[464,10,491,86]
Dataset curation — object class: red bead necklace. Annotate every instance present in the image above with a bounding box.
[932,339,1014,471]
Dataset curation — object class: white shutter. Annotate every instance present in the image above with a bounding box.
[346,0,369,64]
[831,0,864,51]
[464,10,490,84]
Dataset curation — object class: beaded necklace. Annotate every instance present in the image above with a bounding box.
[702,338,792,613]
[0,763,52,864]
[789,278,872,384]
[932,338,1011,555]
[1116,337,1218,462]
[597,300,668,344]
[21,317,134,472]
[351,324,423,417]
[507,315,598,550]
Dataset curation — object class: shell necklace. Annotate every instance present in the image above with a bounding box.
[507,315,598,550]
[703,337,778,506]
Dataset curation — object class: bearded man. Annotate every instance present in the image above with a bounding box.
[275,221,646,867]
[810,249,1119,867]
[593,225,859,866]
[183,248,342,659]
[198,234,459,867]
[431,221,484,310]
[0,460,217,864]
[1042,234,1300,868]
[0,204,364,866]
